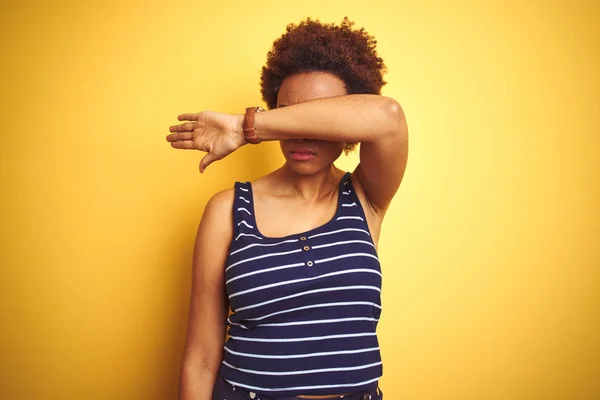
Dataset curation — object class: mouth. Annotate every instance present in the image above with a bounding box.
[290,149,317,161]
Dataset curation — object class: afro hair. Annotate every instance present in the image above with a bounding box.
[260,17,387,153]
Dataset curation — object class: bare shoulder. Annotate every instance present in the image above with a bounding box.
[199,187,235,238]
[205,187,235,213]
[191,187,234,291]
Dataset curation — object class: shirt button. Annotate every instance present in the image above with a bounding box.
[303,245,310,251]
[306,261,314,267]
[300,236,307,241]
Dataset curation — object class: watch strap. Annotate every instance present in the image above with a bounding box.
[243,106,265,144]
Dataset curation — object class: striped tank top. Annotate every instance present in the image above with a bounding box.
[219,172,383,396]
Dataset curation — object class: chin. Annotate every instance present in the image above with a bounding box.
[284,160,331,176]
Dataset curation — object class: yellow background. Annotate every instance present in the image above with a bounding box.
[1,0,598,399]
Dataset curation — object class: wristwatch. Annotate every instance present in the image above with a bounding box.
[243,106,265,144]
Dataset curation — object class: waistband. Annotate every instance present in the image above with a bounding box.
[215,377,382,400]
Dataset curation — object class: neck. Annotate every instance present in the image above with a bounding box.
[278,164,343,201]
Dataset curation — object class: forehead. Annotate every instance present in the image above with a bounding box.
[277,72,347,106]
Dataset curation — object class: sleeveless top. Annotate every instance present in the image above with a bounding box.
[219,172,383,396]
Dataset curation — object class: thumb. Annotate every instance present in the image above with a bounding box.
[199,152,219,173]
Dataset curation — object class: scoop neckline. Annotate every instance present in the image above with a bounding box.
[245,172,350,241]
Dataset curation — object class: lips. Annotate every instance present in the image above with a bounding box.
[290,148,316,161]
[291,148,316,155]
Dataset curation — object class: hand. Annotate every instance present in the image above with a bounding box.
[166,111,244,173]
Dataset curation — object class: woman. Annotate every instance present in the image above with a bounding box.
[167,17,408,400]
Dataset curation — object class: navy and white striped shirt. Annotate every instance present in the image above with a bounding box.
[219,172,382,396]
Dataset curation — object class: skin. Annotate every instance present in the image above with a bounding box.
[168,71,408,400]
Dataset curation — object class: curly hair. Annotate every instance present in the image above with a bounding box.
[260,17,387,154]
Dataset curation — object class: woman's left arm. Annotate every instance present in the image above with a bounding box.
[167,94,408,212]
[254,94,408,213]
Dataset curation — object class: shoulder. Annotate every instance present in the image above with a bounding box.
[206,187,235,212]
[199,188,235,235]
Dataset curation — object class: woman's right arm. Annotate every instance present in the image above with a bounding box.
[179,189,234,400]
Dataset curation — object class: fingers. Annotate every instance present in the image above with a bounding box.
[169,122,195,133]
[165,131,194,143]
[170,140,196,150]
[178,113,199,121]
[199,152,219,173]
[166,122,194,144]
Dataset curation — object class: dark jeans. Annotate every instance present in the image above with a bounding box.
[212,377,383,400]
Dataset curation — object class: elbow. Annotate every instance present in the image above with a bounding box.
[383,97,407,139]
[181,347,223,375]
[180,357,220,383]
[181,360,218,375]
